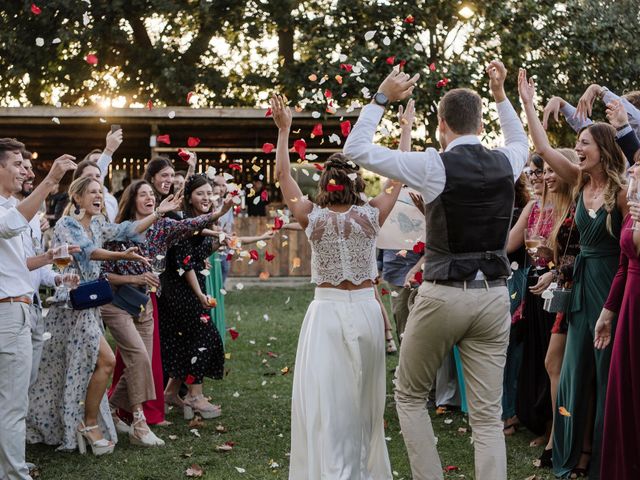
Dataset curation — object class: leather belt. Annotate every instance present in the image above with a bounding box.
[0,296,33,305]
[433,279,507,289]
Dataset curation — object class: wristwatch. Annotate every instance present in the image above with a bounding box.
[372,92,389,107]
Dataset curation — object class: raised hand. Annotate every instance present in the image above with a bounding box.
[486,60,507,101]
[576,84,602,122]
[270,94,292,131]
[157,193,183,214]
[105,128,123,155]
[378,67,420,103]
[46,154,77,184]
[542,96,566,130]
[398,98,416,128]
[517,68,536,105]
[605,99,628,129]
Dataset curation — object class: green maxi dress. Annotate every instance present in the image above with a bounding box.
[206,252,226,348]
[552,193,622,479]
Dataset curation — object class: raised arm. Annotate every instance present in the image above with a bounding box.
[369,179,403,226]
[398,99,415,152]
[518,69,581,186]
[97,129,123,182]
[506,200,535,254]
[270,94,314,228]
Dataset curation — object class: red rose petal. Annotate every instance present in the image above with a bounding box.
[178,148,191,161]
[313,163,324,171]
[183,255,192,265]
[293,139,307,160]
[30,4,41,15]
[187,91,194,103]
[386,56,396,65]
[228,328,239,340]
[265,107,273,117]
[156,134,171,145]
[404,14,415,23]
[311,123,323,137]
[340,120,352,137]
[185,374,196,384]
[146,99,153,110]
[273,217,284,231]
[262,143,274,154]
[412,241,425,254]
[340,64,353,72]
[326,184,344,192]
[436,77,449,88]
[429,62,436,71]
[249,249,259,261]
[399,59,407,68]
[265,251,275,262]
[381,288,390,295]
[415,271,423,284]
[260,190,268,202]
[324,89,332,99]
[444,466,459,472]
[229,163,242,171]
[226,252,234,262]
[85,54,98,66]
[187,136,201,147]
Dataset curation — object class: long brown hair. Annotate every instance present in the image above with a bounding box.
[115,179,153,223]
[578,123,627,235]
[315,153,366,208]
[182,174,212,218]
[143,156,175,200]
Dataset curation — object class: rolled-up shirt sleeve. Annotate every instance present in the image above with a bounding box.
[602,89,640,136]
[559,102,593,132]
[0,208,29,239]
[494,99,530,179]
[343,104,445,203]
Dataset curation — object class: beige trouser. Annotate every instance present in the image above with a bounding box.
[394,281,510,480]
[388,284,411,343]
[100,300,155,410]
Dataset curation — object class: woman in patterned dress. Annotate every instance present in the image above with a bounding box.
[27,176,181,455]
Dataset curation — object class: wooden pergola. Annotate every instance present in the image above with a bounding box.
[0,106,359,277]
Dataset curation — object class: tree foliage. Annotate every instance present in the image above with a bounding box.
[1,0,638,145]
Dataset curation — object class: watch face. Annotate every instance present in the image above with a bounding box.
[374,92,389,106]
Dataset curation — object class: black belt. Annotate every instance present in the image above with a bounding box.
[432,278,507,289]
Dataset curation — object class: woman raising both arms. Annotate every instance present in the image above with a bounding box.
[270,93,402,480]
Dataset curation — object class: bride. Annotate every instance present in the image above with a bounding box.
[270,94,402,479]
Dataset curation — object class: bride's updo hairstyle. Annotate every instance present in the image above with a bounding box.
[315,153,366,208]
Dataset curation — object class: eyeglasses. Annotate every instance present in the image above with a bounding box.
[526,168,544,178]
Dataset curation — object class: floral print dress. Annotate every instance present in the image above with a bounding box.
[27,215,141,451]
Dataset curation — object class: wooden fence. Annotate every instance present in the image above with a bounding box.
[229,216,311,277]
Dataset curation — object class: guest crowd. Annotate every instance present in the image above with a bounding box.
[0,60,638,480]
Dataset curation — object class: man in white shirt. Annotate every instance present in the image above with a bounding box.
[344,61,528,480]
[0,138,75,480]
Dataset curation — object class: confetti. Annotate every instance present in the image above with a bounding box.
[199,269,210,277]
[146,99,153,110]
[189,429,201,438]
[308,73,318,81]
[386,56,396,65]
[292,257,301,269]
[259,271,270,280]
[404,14,415,23]
[293,139,307,160]
[588,209,597,219]
[412,241,426,254]
[168,110,175,119]
[30,4,42,15]
[228,328,240,340]
[335,74,343,84]
[382,36,391,46]
[178,148,191,162]
[265,107,272,117]
[340,120,352,137]
[311,123,323,137]
[187,91,195,103]
[429,62,437,71]
[185,464,204,477]
[187,136,201,147]
[157,134,171,145]
[340,63,353,72]
[327,183,344,192]
[510,261,519,271]
[42,332,52,341]
[52,117,60,124]
[558,406,571,417]
[35,37,44,47]
[85,54,98,66]
[235,467,246,474]
[262,143,274,153]
[436,77,450,88]
[364,31,376,41]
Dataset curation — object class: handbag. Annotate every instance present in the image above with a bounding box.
[111,284,149,316]
[543,215,574,314]
[70,278,114,310]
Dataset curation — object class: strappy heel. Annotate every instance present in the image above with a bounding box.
[110,407,131,435]
[569,450,591,478]
[385,329,397,354]
[535,447,552,468]
[129,410,165,447]
[164,393,184,415]
[76,422,115,456]
[183,394,222,420]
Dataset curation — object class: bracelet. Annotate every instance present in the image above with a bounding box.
[153,209,164,219]
[616,123,630,131]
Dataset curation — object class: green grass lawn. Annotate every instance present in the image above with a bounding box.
[28,285,554,479]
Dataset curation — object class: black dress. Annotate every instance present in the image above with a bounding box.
[157,234,224,384]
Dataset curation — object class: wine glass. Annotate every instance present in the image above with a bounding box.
[150,255,166,296]
[62,266,79,309]
[524,228,546,273]
[627,175,640,231]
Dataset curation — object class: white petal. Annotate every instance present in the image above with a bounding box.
[168,110,175,119]
[364,30,376,41]
[382,36,391,46]
[35,37,44,47]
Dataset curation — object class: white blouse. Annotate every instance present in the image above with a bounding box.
[305,203,380,286]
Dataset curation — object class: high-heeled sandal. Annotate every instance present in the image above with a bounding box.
[534,448,552,468]
[183,394,222,420]
[385,329,397,354]
[129,410,165,447]
[110,408,131,435]
[569,450,591,478]
[164,393,184,415]
[76,422,115,456]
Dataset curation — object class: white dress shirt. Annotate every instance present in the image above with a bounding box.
[343,99,529,204]
[0,195,34,298]
[96,152,118,222]
[21,213,58,304]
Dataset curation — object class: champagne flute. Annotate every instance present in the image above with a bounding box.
[524,228,546,273]
[627,175,640,231]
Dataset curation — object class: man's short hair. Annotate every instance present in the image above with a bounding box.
[623,91,640,110]
[0,138,26,165]
[438,88,483,135]
[21,149,32,161]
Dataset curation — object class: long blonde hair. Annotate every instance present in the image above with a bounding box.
[542,149,579,262]
[577,123,627,235]
[63,176,105,217]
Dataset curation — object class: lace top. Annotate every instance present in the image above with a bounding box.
[305,203,380,286]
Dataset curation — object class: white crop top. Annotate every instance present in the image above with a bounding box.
[305,203,380,286]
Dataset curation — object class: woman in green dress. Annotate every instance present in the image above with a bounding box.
[519,70,629,479]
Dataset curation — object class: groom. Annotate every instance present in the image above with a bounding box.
[343,61,528,480]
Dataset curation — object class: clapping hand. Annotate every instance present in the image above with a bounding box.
[157,193,184,215]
